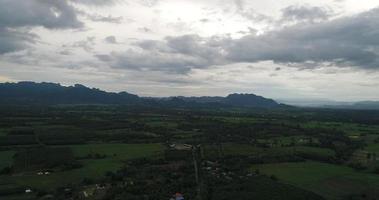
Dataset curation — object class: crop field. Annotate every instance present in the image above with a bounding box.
[0,128,9,136]
[1,158,122,190]
[365,143,379,154]
[0,151,15,169]
[1,105,379,199]
[0,194,34,200]
[302,121,379,136]
[204,143,334,159]
[251,161,379,199]
[0,143,165,191]
[67,143,164,160]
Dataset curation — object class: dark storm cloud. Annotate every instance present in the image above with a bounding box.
[96,7,379,73]
[0,0,83,54]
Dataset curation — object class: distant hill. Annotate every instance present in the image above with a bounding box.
[0,82,284,108]
[352,101,379,110]
[323,101,379,110]
[0,82,139,105]
[165,93,284,108]
[224,93,280,108]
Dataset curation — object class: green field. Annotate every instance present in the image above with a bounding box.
[0,128,8,136]
[0,194,35,200]
[295,146,335,157]
[67,143,164,160]
[365,143,379,154]
[0,143,165,191]
[251,161,379,199]
[0,151,15,169]
[222,143,262,156]
[302,121,379,136]
[205,143,334,158]
[1,159,122,190]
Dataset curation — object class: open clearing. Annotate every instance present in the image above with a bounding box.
[251,161,379,199]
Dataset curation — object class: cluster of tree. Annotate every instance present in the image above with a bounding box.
[12,147,80,172]
[102,158,197,200]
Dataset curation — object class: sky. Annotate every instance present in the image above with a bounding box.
[0,0,379,101]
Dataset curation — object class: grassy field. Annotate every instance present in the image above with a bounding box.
[0,128,9,136]
[205,143,334,158]
[251,161,379,199]
[365,143,379,154]
[222,143,262,156]
[1,158,123,190]
[295,146,335,157]
[0,194,35,200]
[0,151,15,169]
[302,121,379,136]
[0,143,165,191]
[67,143,164,160]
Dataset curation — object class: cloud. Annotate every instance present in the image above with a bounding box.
[96,7,379,73]
[227,7,379,69]
[96,35,227,73]
[65,36,96,52]
[139,0,159,7]
[233,0,273,23]
[0,0,83,29]
[104,36,117,44]
[0,28,38,54]
[59,49,73,55]
[138,27,153,33]
[281,5,334,23]
[86,14,123,23]
[199,18,210,23]
[69,0,121,6]
[0,0,83,54]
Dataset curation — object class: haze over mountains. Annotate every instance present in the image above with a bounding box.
[278,98,379,110]
[1,82,378,110]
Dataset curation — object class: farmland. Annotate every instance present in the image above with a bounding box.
[251,161,379,199]
[0,151,15,169]
[0,143,164,191]
[0,105,379,199]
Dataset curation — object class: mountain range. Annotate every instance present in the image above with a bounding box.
[0,82,284,108]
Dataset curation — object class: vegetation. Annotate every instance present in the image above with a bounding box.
[251,161,379,199]
[0,103,379,199]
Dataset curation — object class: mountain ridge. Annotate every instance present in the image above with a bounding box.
[0,81,283,108]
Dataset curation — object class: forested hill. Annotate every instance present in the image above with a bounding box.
[170,93,282,108]
[0,82,140,105]
[0,82,284,108]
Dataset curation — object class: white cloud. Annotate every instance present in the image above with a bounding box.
[1,0,379,100]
